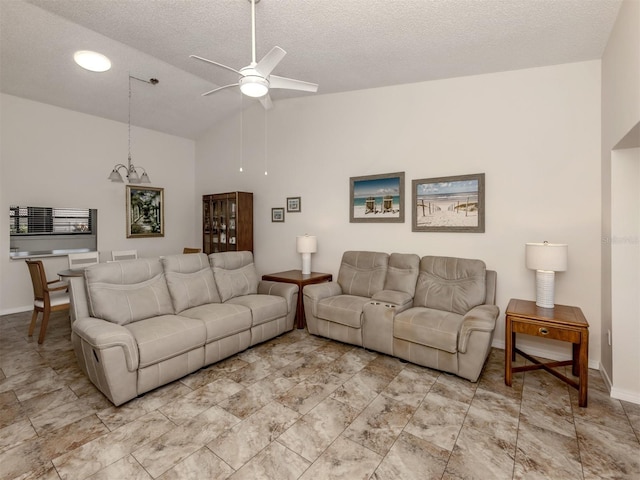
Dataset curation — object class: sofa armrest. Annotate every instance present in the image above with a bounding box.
[258,280,299,313]
[302,282,343,315]
[303,282,342,301]
[72,317,139,371]
[458,304,500,353]
[371,290,413,309]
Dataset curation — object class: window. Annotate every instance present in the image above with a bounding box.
[9,206,98,258]
[10,206,93,235]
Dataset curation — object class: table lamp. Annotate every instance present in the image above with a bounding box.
[296,234,317,275]
[525,241,568,308]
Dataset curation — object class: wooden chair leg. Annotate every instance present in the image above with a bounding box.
[28,309,39,337]
[38,308,50,344]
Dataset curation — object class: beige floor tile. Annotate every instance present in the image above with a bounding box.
[53,410,174,480]
[445,425,517,480]
[513,417,583,480]
[158,446,234,480]
[208,401,300,470]
[575,417,640,479]
[132,405,240,478]
[1,311,638,480]
[343,394,415,455]
[229,441,310,480]
[372,431,449,480]
[87,455,153,480]
[298,435,382,480]
[404,391,469,452]
[277,396,360,462]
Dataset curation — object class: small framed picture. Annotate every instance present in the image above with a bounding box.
[287,197,301,213]
[271,207,285,222]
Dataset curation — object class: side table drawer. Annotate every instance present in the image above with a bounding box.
[510,319,582,343]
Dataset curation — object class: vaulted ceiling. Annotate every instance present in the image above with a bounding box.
[0,0,622,139]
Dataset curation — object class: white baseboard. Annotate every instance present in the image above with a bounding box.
[599,363,613,391]
[0,305,31,316]
[610,386,640,405]
[491,338,600,370]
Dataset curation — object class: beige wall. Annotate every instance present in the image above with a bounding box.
[196,60,603,368]
[0,94,197,313]
[601,0,640,402]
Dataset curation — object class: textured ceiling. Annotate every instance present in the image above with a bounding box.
[0,0,623,139]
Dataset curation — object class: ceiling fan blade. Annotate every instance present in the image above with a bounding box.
[259,94,273,110]
[202,83,239,96]
[255,46,286,77]
[269,75,318,93]
[190,55,241,75]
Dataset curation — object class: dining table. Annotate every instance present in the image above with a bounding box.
[57,268,85,279]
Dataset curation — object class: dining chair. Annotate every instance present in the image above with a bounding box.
[183,247,201,254]
[68,251,100,269]
[26,260,70,344]
[111,249,138,261]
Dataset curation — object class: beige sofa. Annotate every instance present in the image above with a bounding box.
[303,251,499,381]
[68,252,297,406]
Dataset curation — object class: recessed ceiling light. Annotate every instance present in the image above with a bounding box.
[74,50,111,72]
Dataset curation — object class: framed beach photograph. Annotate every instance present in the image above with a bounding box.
[350,172,405,223]
[412,173,485,233]
[287,197,301,213]
[271,207,285,222]
[126,185,164,237]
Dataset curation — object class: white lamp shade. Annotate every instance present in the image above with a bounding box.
[296,235,317,254]
[525,243,568,272]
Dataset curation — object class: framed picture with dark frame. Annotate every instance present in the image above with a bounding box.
[349,171,405,223]
[412,173,485,233]
[126,185,164,238]
[286,197,301,213]
[271,207,285,222]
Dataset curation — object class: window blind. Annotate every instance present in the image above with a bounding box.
[10,206,94,235]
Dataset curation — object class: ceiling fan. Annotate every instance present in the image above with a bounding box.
[190,0,318,110]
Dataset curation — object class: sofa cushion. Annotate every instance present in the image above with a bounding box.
[413,256,486,315]
[209,251,254,270]
[317,294,370,328]
[337,251,389,298]
[383,253,420,296]
[210,251,259,302]
[162,253,221,313]
[179,303,252,342]
[85,259,174,325]
[226,294,288,326]
[125,314,206,368]
[394,307,465,354]
[213,263,259,302]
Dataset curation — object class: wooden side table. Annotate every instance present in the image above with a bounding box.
[262,270,332,329]
[505,298,589,407]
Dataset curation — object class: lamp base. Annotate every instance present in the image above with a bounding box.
[535,270,556,308]
[301,253,311,275]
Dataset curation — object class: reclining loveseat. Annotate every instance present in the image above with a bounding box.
[303,251,499,381]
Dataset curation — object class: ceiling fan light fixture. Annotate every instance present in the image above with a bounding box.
[74,50,111,72]
[239,75,269,98]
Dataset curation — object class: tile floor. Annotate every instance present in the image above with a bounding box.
[1,310,639,480]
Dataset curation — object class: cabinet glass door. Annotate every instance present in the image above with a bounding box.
[228,197,237,251]
[203,200,212,254]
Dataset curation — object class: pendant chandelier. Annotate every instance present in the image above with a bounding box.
[108,75,158,184]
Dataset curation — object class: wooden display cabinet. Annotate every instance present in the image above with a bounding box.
[203,192,253,254]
